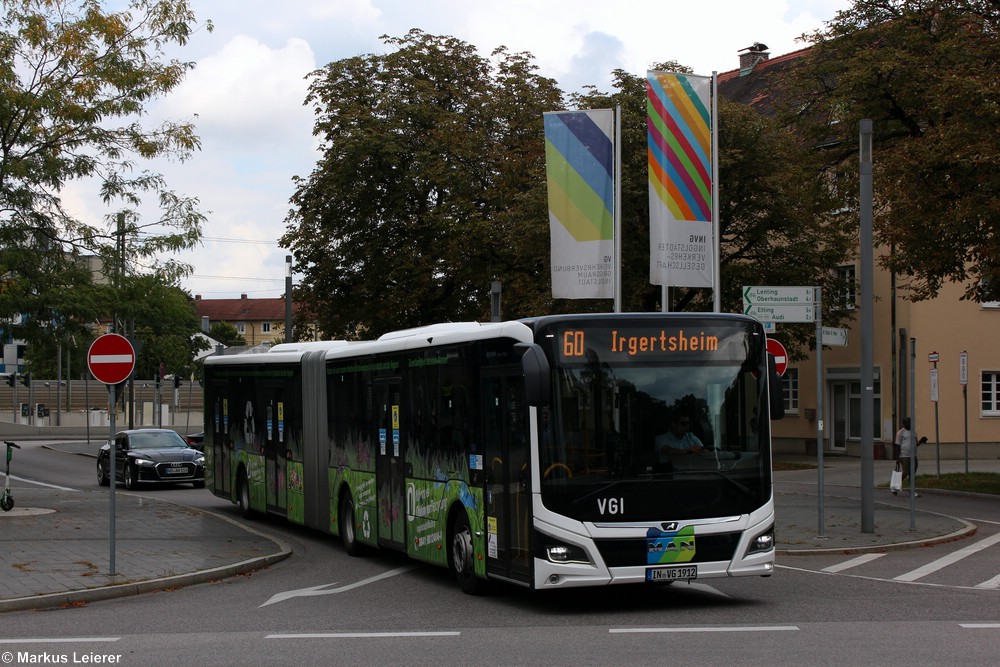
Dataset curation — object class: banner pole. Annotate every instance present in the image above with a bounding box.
[614,103,622,313]
[711,71,721,313]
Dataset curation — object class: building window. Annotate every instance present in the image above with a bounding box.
[782,368,799,414]
[983,372,1000,416]
[836,265,856,310]
[236,322,246,335]
[261,322,272,334]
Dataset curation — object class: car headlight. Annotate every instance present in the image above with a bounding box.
[194,455,205,465]
[133,457,154,466]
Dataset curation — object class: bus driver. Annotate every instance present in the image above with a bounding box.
[656,413,704,462]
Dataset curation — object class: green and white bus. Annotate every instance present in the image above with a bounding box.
[204,312,782,594]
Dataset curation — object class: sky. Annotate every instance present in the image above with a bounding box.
[70,0,852,300]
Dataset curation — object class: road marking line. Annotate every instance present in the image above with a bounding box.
[260,565,418,607]
[0,638,120,643]
[267,632,460,639]
[822,553,886,573]
[895,531,1000,582]
[610,626,798,634]
[974,573,1000,589]
[959,623,1000,629]
[7,475,78,491]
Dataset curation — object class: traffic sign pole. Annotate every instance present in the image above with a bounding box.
[87,334,135,577]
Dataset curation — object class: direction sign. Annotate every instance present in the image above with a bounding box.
[744,303,815,323]
[820,327,848,347]
[743,286,814,305]
[766,338,788,377]
[88,334,136,385]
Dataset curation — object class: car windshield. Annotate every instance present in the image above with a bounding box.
[129,432,187,449]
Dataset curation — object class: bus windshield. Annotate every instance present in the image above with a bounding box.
[536,319,772,523]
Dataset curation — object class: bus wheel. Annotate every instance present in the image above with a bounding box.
[340,492,364,557]
[450,511,488,595]
[237,468,253,518]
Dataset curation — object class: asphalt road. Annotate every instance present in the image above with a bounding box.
[1,441,997,666]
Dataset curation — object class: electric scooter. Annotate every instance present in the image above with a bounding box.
[2,440,20,511]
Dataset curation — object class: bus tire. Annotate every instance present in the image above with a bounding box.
[237,467,253,518]
[339,491,365,557]
[450,510,488,595]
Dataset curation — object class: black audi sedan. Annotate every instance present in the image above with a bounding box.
[97,429,205,490]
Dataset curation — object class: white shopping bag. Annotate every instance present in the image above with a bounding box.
[890,463,902,492]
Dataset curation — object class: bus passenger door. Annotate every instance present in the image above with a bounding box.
[375,379,405,550]
[482,371,532,584]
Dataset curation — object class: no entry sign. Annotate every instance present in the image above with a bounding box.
[767,338,788,377]
[88,334,136,385]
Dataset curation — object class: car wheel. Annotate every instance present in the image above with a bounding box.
[193,480,205,489]
[237,468,252,518]
[340,491,365,556]
[97,458,110,487]
[124,461,136,490]
[450,510,488,595]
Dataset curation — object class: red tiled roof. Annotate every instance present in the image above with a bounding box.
[717,47,812,115]
[193,295,291,322]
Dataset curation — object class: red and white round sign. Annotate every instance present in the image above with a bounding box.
[767,338,788,377]
[88,334,136,385]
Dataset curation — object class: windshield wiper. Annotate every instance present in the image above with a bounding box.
[671,469,756,498]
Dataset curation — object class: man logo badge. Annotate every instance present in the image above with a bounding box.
[661,522,678,531]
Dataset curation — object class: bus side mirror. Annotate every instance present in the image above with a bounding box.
[515,343,551,407]
[767,354,785,421]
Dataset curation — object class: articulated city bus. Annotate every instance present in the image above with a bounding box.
[204,312,782,594]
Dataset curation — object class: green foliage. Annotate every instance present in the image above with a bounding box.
[0,0,211,346]
[282,30,564,338]
[791,0,1000,301]
[571,70,855,357]
[209,321,246,347]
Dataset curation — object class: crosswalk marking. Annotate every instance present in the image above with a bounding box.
[822,553,886,573]
[895,531,1000,582]
[974,573,1000,589]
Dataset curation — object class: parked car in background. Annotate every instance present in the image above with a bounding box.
[185,432,204,451]
[97,429,205,490]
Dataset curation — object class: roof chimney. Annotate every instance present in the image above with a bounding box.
[738,42,770,76]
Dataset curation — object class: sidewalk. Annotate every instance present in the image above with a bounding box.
[773,455,997,554]
[1,486,290,614]
[0,447,993,613]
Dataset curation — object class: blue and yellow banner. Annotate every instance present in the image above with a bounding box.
[544,109,614,299]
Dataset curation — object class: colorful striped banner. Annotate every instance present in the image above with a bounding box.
[544,109,615,299]
[647,71,714,289]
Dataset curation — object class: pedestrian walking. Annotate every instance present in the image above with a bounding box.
[894,417,927,496]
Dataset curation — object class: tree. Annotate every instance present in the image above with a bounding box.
[790,0,1000,301]
[282,30,563,338]
[0,0,211,339]
[208,321,246,348]
[571,69,855,354]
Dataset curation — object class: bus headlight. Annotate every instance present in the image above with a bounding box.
[546,543,591,565]
[746,526,775,556]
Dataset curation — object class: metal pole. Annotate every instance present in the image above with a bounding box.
[909,337,916,529]
[284,255,293,343]
[815,287,825,537]
[711,72,721,314]
[614,104,622,314]
[490,281,502,322]
[109,384,116,575]
[859,119,874,533]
